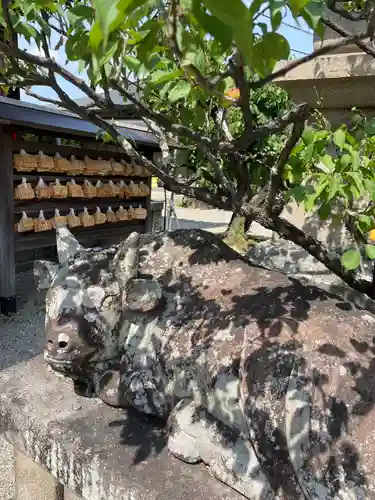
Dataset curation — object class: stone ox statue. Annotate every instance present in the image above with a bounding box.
[35,227,375,500]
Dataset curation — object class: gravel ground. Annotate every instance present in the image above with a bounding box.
[0,271,46,500]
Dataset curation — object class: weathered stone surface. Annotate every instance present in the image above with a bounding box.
[34,228,375,499]
[0,356,243,500]
[247,239,375,314]
[33,260,59,291]
[14,449,64,500]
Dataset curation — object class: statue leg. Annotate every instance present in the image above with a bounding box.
[94,368,169,418]
[167,399,274,500]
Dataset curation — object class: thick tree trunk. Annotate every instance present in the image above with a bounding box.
[255,213,375,299]
[222,213,236,239]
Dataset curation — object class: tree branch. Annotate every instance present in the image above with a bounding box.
[109,79,220,150]
[250,103,309,146]
[230,53,252,148]
[165,0,230,101]
[0,38,107,109]
[251,31,371,89]
[254,213,374,298]
[214,108,233,141]
[321,17,375,58]
[23,89,63,106]
[43,75,232,212]
[142,118,173,168]
[266,114,307,215]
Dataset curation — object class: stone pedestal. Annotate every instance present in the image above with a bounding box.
[14,449,64,500]
[64,488,82,500]
[0,356,243,500]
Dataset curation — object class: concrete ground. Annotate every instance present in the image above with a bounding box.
[152,187,272,239]
[152,187,231,234]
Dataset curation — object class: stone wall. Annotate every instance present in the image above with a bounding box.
[273,9,375,248]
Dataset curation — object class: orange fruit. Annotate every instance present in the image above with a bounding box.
[225,87,240,101]
[369,229,375,241]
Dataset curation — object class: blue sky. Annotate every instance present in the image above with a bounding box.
[21,9,313,105]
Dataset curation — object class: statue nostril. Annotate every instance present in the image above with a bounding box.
[57,333,70,351]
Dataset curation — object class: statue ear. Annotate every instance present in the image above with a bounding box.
[56,225,83,265]
[34,260,60,290]
[113,232,140,287]
[124,278,163,312]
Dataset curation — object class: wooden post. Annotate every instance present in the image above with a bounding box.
[144,151,154,233]
[145,173,152,233]
[0,126,16,314]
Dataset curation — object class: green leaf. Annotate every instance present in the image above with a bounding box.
[302,126,315,145]
[100,41,119,66]
[358,215,372,234]
[89,21,103,50]
[118,0,149,14]
[289,0,310,15]
[365,244,375,260]
[269,0,284,30]
[333,128,346,148]
[345,133,356,146]
[364,179,375,201]
[300,0,324,30]
[71,5,94,19]
[341,250,361,271]
[286,185,306,203]
[317,154,335,173]
[14,22,37,41]
[192,0,233,50]
[202,0,248,28]
[303,179,328,211]
[123,55,142,74]
[192,105,206,128]
[351,150,360,169]
[182,47,205,73]
[78,59,86,73]
[150,69,183,85]
[355,213,370,222]
[168,80,192,102]
[92,0,121,47]
[326,177,340,200]
[339,154,351,168]
[253,32,290,76]
[364,119,375,136]
[201,0,253,63]
[137,21,162,62]
[303,143,315,162]
[318,202,332,220]
[159,81,173,99]
[346,171,364,193]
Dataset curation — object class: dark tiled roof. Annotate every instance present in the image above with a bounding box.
[0,96,160,147]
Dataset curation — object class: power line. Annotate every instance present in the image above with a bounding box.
[290,47,309,55]
[261,13,313,36]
